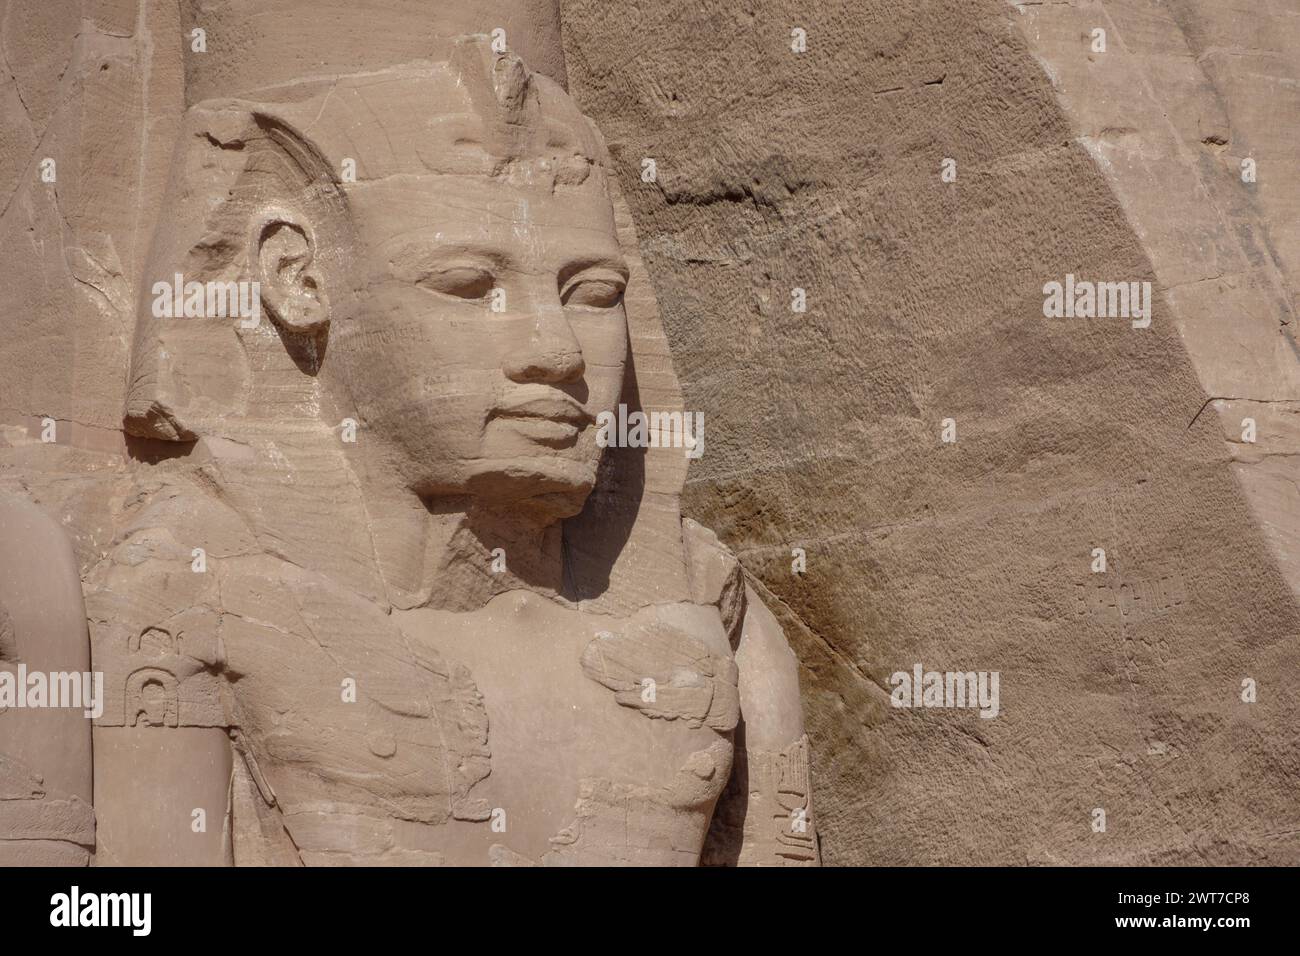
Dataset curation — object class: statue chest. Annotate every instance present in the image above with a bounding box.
[224,584,736,864]
[391,591,739,865]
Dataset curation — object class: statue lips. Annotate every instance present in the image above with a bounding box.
[492,388,593,448]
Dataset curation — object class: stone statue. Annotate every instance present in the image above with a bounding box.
[0,496,95,865]
[48,36,817,866]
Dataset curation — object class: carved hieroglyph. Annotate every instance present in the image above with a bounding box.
[0,34,816,866]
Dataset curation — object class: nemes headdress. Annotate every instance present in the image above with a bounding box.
[125,26,694,611]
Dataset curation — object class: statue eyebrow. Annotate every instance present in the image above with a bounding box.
[559,251,629,281]
[392,239,512,269]
[390,238,627,280]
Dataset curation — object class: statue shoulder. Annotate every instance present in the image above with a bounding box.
[682,514,802,743]
[681,517,747,646]
[682,517,821,866]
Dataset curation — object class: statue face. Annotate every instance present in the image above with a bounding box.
[333,167,629,517]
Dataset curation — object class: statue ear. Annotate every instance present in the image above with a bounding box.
[254,213,329,332]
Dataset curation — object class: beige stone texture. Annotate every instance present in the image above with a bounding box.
[0,0,1295,867]
[561,0,1300,864]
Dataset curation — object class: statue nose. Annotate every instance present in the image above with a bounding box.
[503,307,586,384]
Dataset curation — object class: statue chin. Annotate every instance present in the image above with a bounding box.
[462,456,599,520]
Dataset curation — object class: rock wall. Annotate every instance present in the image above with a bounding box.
[561,0,1300,864]
[1009,0,1300,607]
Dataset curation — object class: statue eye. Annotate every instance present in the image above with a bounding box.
[417,266,495,300]
[561,273,625,309]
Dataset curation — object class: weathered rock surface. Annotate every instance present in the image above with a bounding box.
[562,0,1300,864]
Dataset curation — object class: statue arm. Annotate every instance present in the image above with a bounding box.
[0,497,95,865]
[92,721,233,866]
[682,518,819,866]
[728,586,820,866]
[84,491,234,866]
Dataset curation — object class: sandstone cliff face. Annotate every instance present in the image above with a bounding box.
[1009,0,1300,609]
[562,0,1300,864]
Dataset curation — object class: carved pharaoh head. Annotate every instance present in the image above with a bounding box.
[126,38,631,521]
